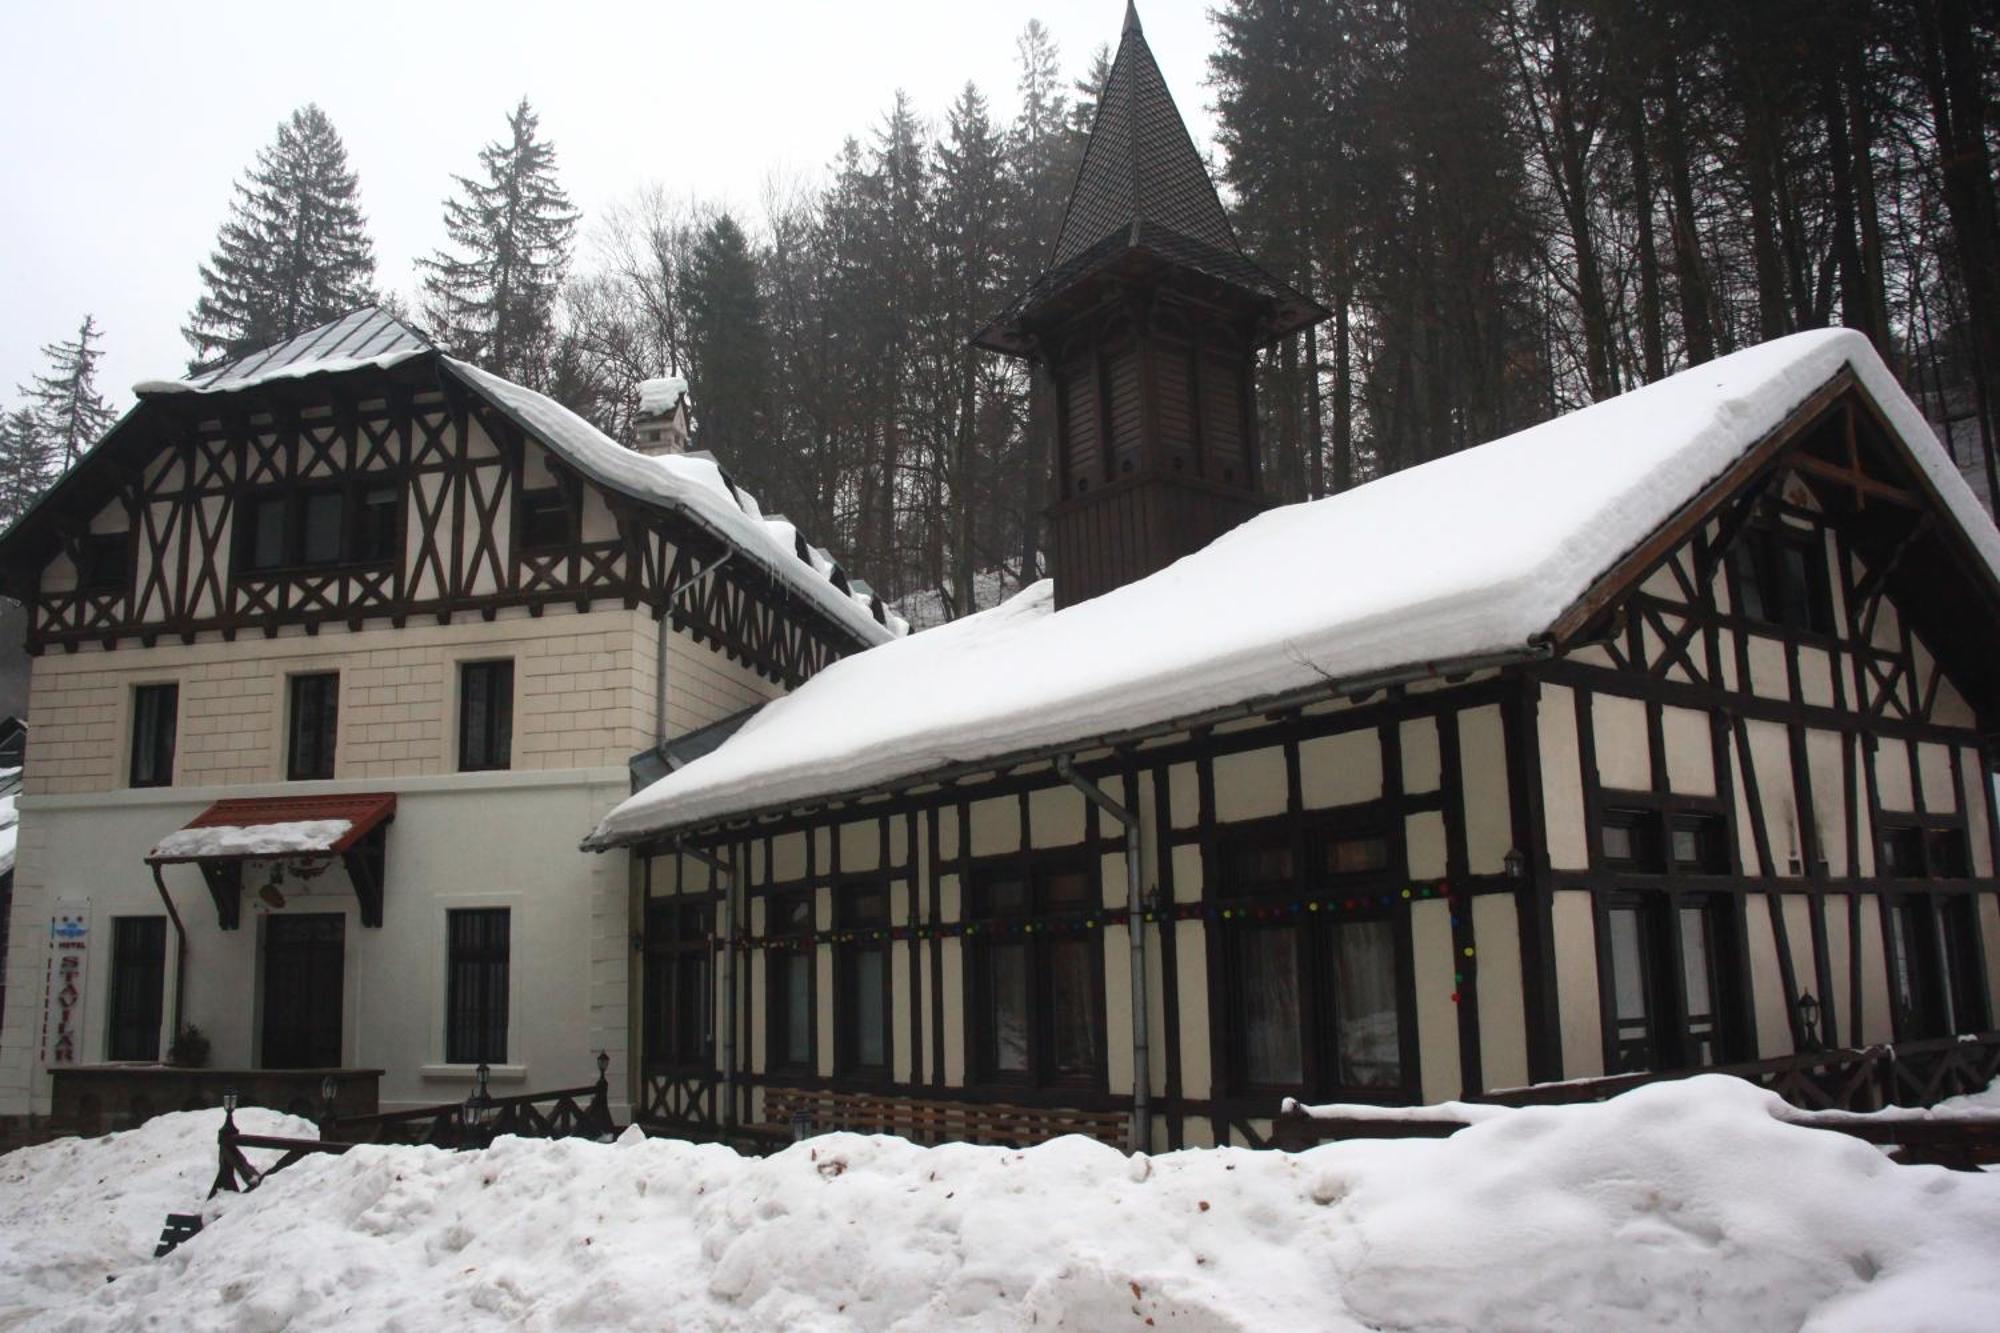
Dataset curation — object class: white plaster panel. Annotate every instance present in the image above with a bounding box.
[941,939,965,1085]
[1661,706,1715,797]
[771,833,806,884]
[1806,729,1849,877]
[840,820,880,874]
[1458,706,1512,875]
[1797,648,1834,709]
[967,797,1018,858]
[1472,894,1528,1092]
[1874,741,1914,814]
[1412,900,1461,1103]
[1856,896,1892,1045]
[1824,898,1850,1045]
[1916,742,1956,815]
[1746,635,1789,700]
[1399,717,1442,794]
[1744,719,1799,874]
[1591,693,1651,792]
[1212,746,1289,824]
[1175,922,1210,1101]
[1299,729,1383,809]
[1745,896,1791,1058]
[1167,763,1200,829]
[1028,784,1087,848]
[1405,810,1447,881]
[1965,749,1994,877]
[892,941,912,1083]
[1104,925,1132,1096]
[1551,891,1603,1079]
[1538,685,1589,872]
[1171,844,1203,902]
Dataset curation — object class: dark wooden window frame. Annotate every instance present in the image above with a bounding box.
[1212,807,1418,1103]
[444,907,511,1065]
[516,486,579,553]
[643,896,714,1069]
[962,849,1108,1094]
[1597,789,1732,876]
[286,672,340,782]
[762,888,818,1076]
[232,476,404,576]
[106,915,167,1062]
[1875,815,1971,881]
[1595,889,1745,1074]
[1724,518,1836,640]
[833,878,893,1082]
[78,530,131,593]
[457,658,515,772]
[128,682,178,789]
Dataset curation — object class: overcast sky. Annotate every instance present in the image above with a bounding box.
[0,0,1224,413]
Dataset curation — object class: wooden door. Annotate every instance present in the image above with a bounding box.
[262,913,345,1068]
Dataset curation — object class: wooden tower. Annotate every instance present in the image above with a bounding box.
[975,2,1328,607]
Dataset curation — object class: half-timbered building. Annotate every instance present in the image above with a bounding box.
[585,6,2000,1149]
[0,309,901,1122]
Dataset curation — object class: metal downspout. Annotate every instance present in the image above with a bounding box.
[676,839,736,1132]
[150,865,188,1046]
[1056,755,1150,1152]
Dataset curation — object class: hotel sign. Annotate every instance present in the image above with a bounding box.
[41,904,88,1066]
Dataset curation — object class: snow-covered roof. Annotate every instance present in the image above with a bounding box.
[117,306,901,649]
[135,306,432,397]
[637,375,689,416]
[587,330,2000,847]
[0,766,21,879]
[149,819,353,861]
[445,360,904,645]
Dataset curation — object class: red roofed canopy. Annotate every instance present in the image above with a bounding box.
[146,793,396,928]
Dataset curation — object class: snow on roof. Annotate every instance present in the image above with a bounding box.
[134,306,432,397]
[589,330,2000,846]
[149,819,353,860]
[637,375,689,416]
[0,769,19,879]
[445,359,903,646]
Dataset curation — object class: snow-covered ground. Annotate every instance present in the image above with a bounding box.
[2,1078,1997,1331]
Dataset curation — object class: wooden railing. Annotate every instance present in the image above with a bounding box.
[1271,1032,2000,1166]
[208,1063,615,1197]
[760,1088,1129,1150]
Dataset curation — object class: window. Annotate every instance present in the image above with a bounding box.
[445,908,510,1065]
[835,883,891,1077]
[106,916,166,1061]
[129,683,177,788]
[644,899,711,1067]
[1598,799,1729,875]
[1604,895,1739,1072]
[78,532,130,593]
[1886,896,1988,1040]
[1878,821,1969,880]
[1217,823,1407,1097]
[458,660,514,772]
[1727,524,1833,635]
[519,488,574,550]
[765,892,816,1073]
[234,480,401,573]
[287,673,339,781]
[967,859,1101,1086]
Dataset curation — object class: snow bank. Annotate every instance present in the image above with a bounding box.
[15,1077,1998,1331]
[0,1107,314,1324]
[149,818,352,859]
[590,329,2000,845]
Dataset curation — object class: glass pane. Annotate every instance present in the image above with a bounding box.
[1679,908,1714,1023]
[1237,927,1304,1085]
[1670,826,1699,867]
[1226,840,1293,894]
[1729,541,1767,622]
[359,486,398,561]
[1325,837,1389,876]
[1042,868,1092,908]
[301,491,344,565]
[1777,543,1813,628]
[844,887,888,929]
[782,954,812,1066]
[1609,908,1648,1023]
[853,949,886,1067]
[1048,938,1098,1076]
[979,875,1029,917]
[1603,823,1636,863]
[987,943,1030,1073]
[1331,918,1401,1088]
[1886,907,1916,1017]
[250,496,287,570]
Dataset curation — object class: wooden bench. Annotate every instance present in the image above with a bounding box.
[760,1088,1129,1151]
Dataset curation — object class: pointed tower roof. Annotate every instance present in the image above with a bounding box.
[975,2,1325,356]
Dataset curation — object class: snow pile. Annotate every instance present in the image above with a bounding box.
[637,375,689,416]
[149,818,352,860]
[590,329,2000,844]
[13,1077,1998,1331]
[0,766,21,877]
[0,1107,314,1324]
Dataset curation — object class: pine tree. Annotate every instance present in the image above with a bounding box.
[26,315,117,469]
[0,407,57,526]
[420,98,580,389]
[183,105,377,368]
[679,214,775,482]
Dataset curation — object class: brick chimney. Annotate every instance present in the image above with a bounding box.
[633,376,691,456]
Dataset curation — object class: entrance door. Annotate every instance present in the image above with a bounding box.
[262,914,345,1068]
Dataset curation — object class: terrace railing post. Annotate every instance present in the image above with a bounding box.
[209,1094,243,1198]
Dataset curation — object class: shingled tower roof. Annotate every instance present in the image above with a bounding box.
[974,2,1326,356]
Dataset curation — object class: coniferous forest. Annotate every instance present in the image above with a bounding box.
[3,2,1996,625]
